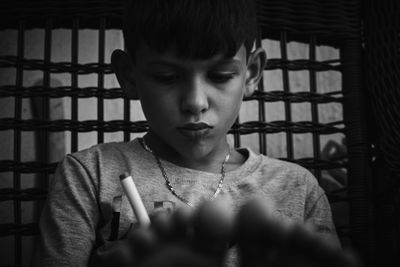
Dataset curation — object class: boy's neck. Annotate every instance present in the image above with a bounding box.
[142,132,246,173]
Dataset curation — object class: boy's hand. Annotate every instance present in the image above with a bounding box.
[90,199,361,267]
[90,201,232,267]
[139,200,234,267]
[237,199,361,267]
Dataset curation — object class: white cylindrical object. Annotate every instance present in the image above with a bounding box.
[119,172,151,227]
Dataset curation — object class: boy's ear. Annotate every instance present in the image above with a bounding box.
[244,48,267,97]
[111,49,138,99]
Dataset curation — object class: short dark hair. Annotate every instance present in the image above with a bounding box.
[123,0,257,60]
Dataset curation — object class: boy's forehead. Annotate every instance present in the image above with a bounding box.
[133,43,247,66]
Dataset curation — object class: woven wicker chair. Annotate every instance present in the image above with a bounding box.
[2,0,399,266]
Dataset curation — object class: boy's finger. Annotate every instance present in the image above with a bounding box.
[274,223,361,267]
[192,199,235,259]
[170,205,193,241]
[237,198,286,246]
[282,224,335,266]
[140,244,221,267]
[236,198,289,267]
[333,249,362,267]
[150,208,174,242]
[89,239,134,267]
[128,227,158,262]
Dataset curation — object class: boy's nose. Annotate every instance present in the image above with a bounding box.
[180,79,209,115]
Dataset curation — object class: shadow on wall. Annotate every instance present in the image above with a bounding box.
[320,137,347,192]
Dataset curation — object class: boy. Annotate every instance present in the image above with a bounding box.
[33,0,346,266]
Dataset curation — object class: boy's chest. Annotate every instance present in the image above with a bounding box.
[101,180,234,241]
[99,178,306,242]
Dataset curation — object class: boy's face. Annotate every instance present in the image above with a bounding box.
[113,44,264,163]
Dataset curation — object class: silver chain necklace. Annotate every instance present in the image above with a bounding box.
[139,137,231,207]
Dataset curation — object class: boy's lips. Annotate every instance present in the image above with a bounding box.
[177,122,213,138]
[178,122,213,130]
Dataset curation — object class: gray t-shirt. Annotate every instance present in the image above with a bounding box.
[33,138,339,266]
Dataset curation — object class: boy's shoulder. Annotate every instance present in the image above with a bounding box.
[245,148,311,175]
[242,147,318,187]
[66,139,142,165]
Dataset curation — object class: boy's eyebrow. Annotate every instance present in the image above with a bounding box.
[214,59,243,68]
[147,60,181,68]
[147,58,243,69]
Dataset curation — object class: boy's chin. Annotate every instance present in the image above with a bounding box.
[177,143,214,159]
[147,130,227,160]
[178,140,230,162]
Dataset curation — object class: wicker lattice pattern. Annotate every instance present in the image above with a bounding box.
[364,0,400,173]
[363,0,400,262]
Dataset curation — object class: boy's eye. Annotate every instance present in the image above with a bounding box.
[152,73,179,84]
[208,72,235,83]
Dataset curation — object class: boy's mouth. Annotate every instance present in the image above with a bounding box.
[177,123,213,138]
[178,122,213,131]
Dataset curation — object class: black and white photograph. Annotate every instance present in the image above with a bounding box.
[0,0,399,266]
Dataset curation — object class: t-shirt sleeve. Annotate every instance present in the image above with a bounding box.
[32,154,99,267]
[303,171,342,248]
